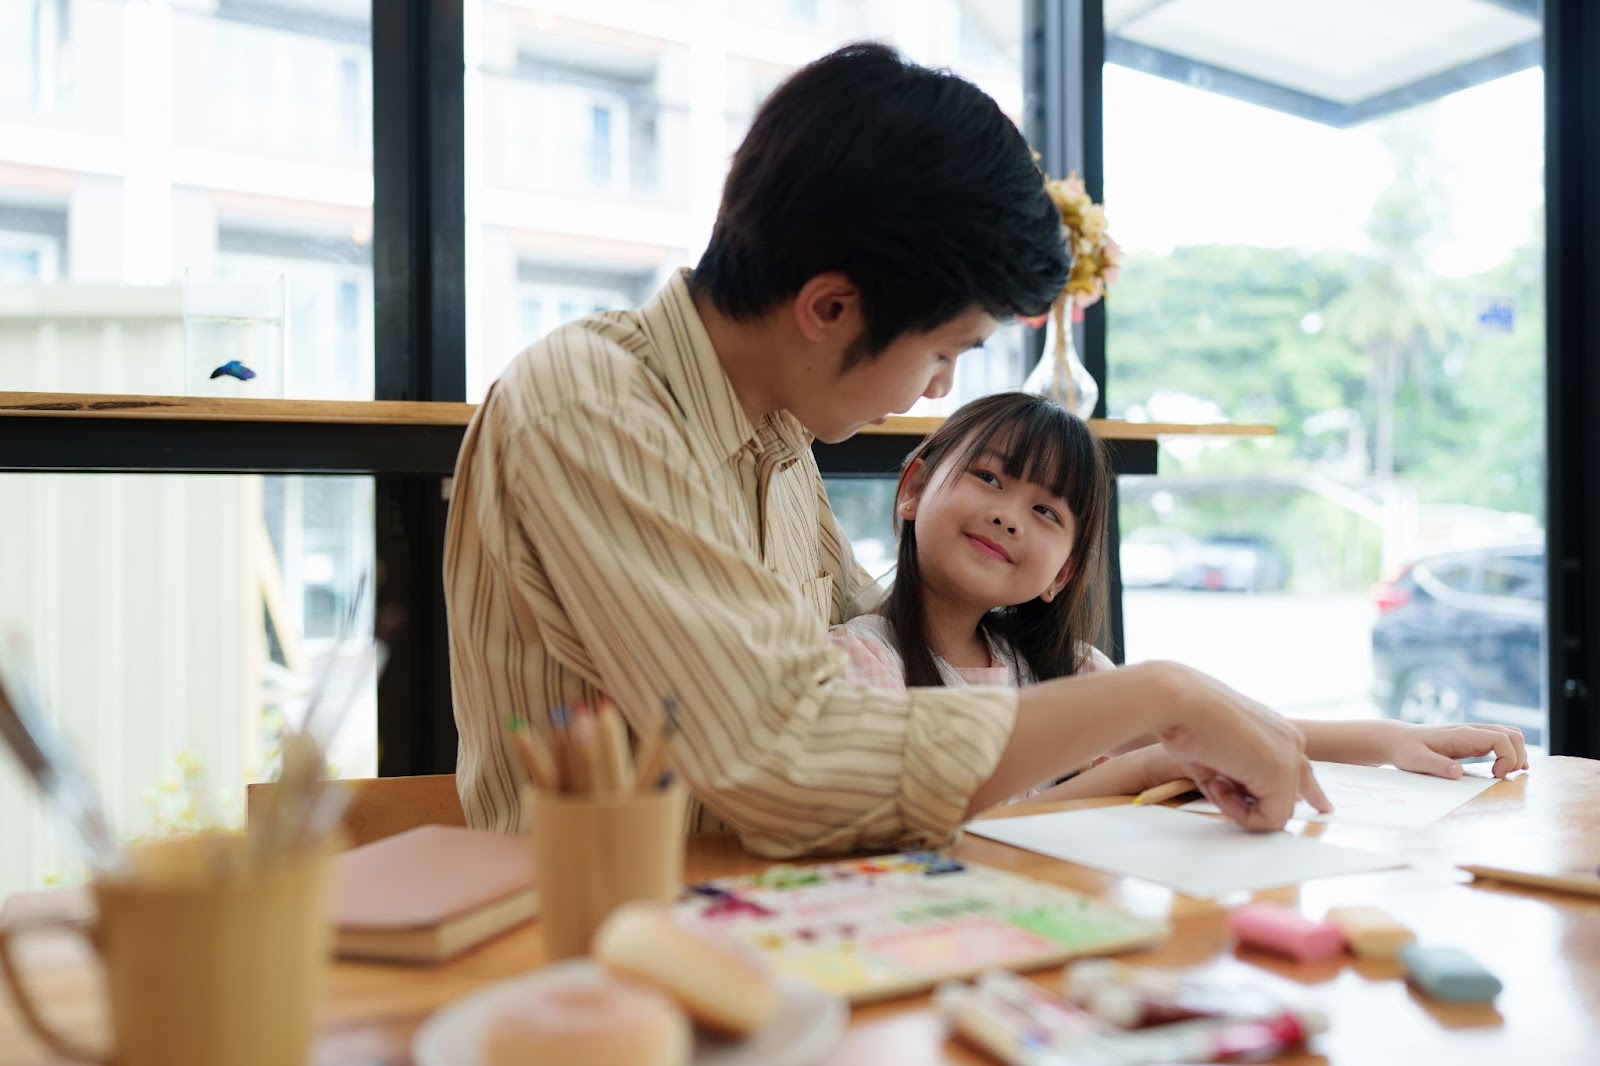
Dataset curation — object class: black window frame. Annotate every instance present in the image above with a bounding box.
[1,0,1595,767]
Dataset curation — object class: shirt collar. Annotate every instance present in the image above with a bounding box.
[639,269,761,463]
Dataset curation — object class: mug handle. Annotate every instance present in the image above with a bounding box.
[0,916,114,1064]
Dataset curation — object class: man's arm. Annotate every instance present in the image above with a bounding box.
[969,662,1333,830]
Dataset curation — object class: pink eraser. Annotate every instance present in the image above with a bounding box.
[1227,903,1346,962]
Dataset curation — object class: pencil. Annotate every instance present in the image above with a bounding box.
[1461,864,1600,898]
[633,698,679,792]
[513,727,560,792]
[594,698,633,796]
[546,705,573,792]
[1133,778,1198,805]
[567,710,599,795]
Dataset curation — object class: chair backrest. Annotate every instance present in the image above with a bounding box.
[246,773,467,848]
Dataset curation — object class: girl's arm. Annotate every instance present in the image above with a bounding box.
[1294,718,1528,779]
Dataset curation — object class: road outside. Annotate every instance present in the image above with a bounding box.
[1121,590,1381,722]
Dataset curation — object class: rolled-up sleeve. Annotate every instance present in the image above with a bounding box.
[504,401,1017,858]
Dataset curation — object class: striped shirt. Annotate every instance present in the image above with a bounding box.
[443,270,1018,858]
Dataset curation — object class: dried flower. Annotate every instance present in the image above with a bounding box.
[1040,168,1119,318]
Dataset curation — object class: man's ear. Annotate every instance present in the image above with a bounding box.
[793,272,860,343]
[895,457,927,520]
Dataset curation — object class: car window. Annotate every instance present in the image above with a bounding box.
[1426,562,1477,594]
[1481,556,1545,599]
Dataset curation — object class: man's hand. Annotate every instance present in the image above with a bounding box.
[1150,662,1332,830]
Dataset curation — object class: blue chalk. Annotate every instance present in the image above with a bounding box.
[1400,943,1502,1002]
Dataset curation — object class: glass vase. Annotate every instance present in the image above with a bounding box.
[1022,297,1098,419]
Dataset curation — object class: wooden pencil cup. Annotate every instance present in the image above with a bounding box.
[0,833,334,1066]
[523,782,688,960]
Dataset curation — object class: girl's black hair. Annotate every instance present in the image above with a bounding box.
[881,391,1112,687]
[690,42,1069,362]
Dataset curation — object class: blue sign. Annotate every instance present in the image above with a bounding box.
[1476,298,1515,334]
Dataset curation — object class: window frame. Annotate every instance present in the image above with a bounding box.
[2,0,1596,765]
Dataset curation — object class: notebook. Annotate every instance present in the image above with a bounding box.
[332,824,538,962]
[0,825,539,964]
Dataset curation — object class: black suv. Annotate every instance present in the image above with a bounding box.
[1370,543,1545,744]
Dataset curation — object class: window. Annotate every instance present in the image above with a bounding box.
[0,0,374,399]
[464,0,1027,405]
[0,0,377,897]
[0,472,375,900]
[1481,554,1544,600]
[0,231,58,282]
[1104,12,1548,746]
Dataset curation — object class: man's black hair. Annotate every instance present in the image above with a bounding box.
[690,42,1069,365]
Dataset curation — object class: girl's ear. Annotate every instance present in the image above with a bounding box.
[1046,550,1078,601]
[896,457,927,520]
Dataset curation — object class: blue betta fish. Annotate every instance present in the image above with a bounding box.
[209,360,257,381]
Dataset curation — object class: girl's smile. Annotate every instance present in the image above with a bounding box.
[963,532,1015,564]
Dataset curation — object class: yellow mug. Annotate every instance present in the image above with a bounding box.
[0,833,334,1066]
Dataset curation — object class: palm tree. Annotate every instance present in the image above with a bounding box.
[1323,131,1454,479]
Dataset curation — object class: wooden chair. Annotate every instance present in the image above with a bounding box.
[246,773,466,848]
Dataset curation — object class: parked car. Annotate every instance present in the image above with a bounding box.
[1370,543,1545,744]
[1172,535,1288,593]
[1119,527,1199,588]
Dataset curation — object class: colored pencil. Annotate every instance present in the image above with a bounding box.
[1133,778,1199,805]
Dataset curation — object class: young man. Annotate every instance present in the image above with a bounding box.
[444,43,1334,858]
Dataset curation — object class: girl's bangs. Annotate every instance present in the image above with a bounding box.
[948,400,1099,509]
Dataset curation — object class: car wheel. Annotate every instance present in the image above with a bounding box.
[1394,666,1472,727]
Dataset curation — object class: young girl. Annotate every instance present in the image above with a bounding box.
[832,391,1528,801]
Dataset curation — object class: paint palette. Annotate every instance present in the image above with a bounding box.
[674,852,1169,1004]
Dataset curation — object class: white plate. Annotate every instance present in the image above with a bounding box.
[413,958,848,1066]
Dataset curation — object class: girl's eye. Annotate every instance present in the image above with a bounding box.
[1034,504,1061,523]
[972,470,1000,486]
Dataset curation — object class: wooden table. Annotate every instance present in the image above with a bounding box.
[6,756,1595,1065]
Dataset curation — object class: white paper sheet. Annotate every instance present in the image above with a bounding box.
[966,804,1402,898]
[1177,761,1497,830]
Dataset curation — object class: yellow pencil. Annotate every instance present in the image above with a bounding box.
[567,709,599,795]
[547,705,574,793]
[594,698,633,796]
[513,729,560,792]
[633,699,679,792]
[1133,778,1198,805]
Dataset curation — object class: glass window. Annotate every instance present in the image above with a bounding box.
[1480,555,1543,600]
[0,473,375,899]
[464,0,1027,405]
[1106,32,1547,745]
[0,0,374,400]
[1428,562,1478,595]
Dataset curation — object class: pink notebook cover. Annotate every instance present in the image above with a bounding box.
[333,824,536,932]
[0,826,535,935]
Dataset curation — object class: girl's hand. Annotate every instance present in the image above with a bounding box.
[1380,720,1529,779]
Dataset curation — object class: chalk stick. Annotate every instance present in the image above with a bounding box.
[1325,905,1415,960]
[1400,943,1502,1002]
[1227,903,1346,963]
